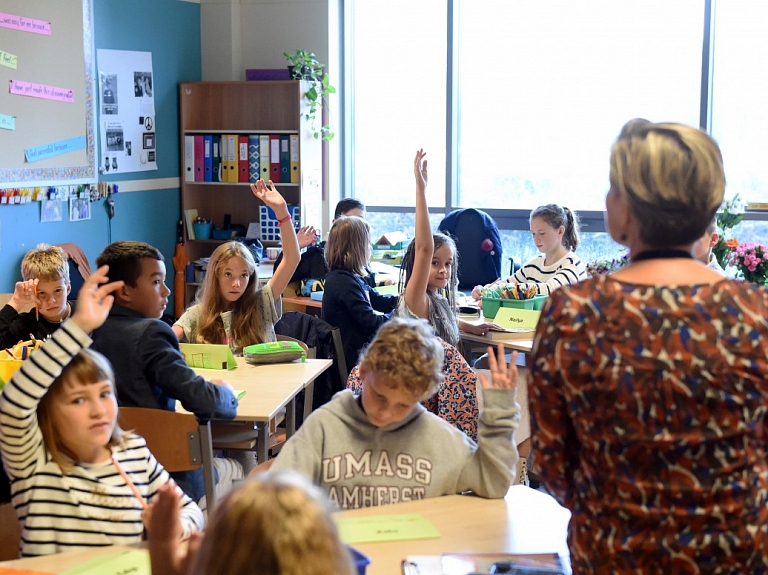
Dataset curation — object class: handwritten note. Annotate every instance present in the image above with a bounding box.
[0,113,15,130]
[25,136,87,162]
[335,513,441,544]
[10,80,74,103]
[0,12,51,35]
[0,49,17,69]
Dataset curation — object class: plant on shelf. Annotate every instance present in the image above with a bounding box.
[284,49,336,141]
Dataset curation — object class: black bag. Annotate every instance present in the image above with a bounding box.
[274,245,329,284]
[236,237,264,262]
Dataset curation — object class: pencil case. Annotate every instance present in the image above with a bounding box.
[242,341,307,364]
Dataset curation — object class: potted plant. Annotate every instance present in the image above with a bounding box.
[284,50,336,141]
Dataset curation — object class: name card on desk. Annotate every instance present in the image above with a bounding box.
[179,343,237,370]
[335,513,440,545]
[60,549,150,575]
[493,307,541,330]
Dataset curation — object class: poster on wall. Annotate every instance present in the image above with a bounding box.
[96,49,157,174]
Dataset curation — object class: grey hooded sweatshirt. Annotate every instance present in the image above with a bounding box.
[271,388,519,509]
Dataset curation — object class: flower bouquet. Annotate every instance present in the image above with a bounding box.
[713,193,745,269]
[728,241,768,286]
[585,251,629,277]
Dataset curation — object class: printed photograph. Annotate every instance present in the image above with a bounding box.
[69,198,91,222]
[101,73,118,115]
[134,71,153,97]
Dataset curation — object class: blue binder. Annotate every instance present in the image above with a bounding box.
[211,134,221,182]
[203,134,213,182]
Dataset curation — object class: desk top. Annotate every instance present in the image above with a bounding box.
[192,356,332,422]
[459,331,534,354]
[336,486,570,575]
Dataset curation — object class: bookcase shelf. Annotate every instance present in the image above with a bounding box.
[179,80,322,304]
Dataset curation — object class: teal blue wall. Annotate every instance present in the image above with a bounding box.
[0,0,201,314]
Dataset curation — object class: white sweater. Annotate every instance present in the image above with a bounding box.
[0,320,204,557]
[506,252,586,295]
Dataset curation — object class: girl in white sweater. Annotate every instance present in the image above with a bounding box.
[0,267,203,557]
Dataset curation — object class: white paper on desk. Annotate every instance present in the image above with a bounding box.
[403,556,442,575]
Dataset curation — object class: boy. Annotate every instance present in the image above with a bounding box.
[0,243,73,348]
[90,241,239,500]
[693,216,725,274]
[271,317,519,509]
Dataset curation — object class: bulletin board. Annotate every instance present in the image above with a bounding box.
[0,0,96,189]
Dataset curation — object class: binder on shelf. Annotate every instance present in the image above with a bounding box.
[184,135,195,182]
[225,134,238,182]
[289,134,300,183]
[193,135,204,182]
[259,134,270,181]
[270,134,281,182]
[280,135,291,183]
[211,134,221,182]
[203,134,213,182]
[248,135,260,182]
[219,133,229,182]
[238,135,249,182]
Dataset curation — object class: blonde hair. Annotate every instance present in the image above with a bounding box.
[197,241,272,347]
[21,243,70,284]
[189,472,355,575]
[359,317,444,400]
[37,349,124,473]
[325,216,371,276]
[610,119,725,248]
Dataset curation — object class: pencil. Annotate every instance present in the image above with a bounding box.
[33,284,38,321]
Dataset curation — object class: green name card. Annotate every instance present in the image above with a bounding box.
[493,307,541,330]
[180,343,237,370]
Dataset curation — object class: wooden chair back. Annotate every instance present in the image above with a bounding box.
[0,502,21,560]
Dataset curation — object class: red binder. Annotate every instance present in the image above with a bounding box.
[270,134,281,183]
[238,135,249,182]
[194,135,204,182]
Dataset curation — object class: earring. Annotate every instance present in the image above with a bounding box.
[619,233,628,242]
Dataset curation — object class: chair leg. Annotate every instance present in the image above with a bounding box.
[198,421,217,513]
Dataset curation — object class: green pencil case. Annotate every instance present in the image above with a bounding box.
[243,341,307,364]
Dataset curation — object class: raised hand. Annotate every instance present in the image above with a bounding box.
[9,279,38,311]
[148,483,187,575]
[296,225,318,249]
[70,265,124,333]
[478,345,518,390]
[414,149,428,194]
[250,179,289,219]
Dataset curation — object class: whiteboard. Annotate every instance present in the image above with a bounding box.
[0,0,96,188]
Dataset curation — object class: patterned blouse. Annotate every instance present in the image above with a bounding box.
[529,276,768,573]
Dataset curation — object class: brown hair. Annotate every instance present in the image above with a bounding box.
[96,241,164,287]
[325,216,371,276]
[610,119,725,248]
[21,244,70,284]
[398,232,459,311]
[359,317,444,400]
[194,241,272,348]
[189,472,355,575]
[529,204,581,252]
[37,349,124,473]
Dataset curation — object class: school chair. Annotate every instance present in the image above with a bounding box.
[0,502,21,560]
[118,407,217,512]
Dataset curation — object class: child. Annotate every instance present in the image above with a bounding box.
[693,216,725,273]
[399,150,494,345]
[0,267,204,557]
[0,243,73,348]
[149,472,355,575]
[321,216,398,371]
[271,317,520,509]
[173,180,300,352]
[472,204,587,299]
[90,241,239,502]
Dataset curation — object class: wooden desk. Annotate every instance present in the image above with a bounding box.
[459,331,534,354]
[336,485,571,575]
[191,356,332,462]
[0,544,146,572]
[282,295,323,312]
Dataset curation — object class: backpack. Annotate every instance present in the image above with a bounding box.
[273,245,329,284]
[438,208,503,292]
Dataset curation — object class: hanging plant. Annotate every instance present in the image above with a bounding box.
[284,50,336,141]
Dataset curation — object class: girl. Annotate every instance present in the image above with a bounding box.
[0,267,203,557]
[149,472,355,575]
[173,180,300,352]
[472,204,587,299]
[321,216,397,372]
[399,149,494,344]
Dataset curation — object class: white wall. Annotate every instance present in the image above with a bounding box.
[200,0,340,235]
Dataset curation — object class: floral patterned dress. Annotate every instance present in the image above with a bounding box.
[529,275,768,574]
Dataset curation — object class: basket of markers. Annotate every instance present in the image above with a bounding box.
[479,283,545,319]
[0,338,44,389]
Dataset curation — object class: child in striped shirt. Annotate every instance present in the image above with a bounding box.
[0,267,203,557]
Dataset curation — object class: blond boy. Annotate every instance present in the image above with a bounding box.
[0,244,72,347]
[271,317,520,509]
[692,217,725,274]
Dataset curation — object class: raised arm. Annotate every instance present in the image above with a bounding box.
[252,180,300,296]
[403,149,434,318]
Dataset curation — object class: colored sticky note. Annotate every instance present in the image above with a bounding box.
[492,307,541,330]
[25,136,86,162]
[59,550,150,575]
[0,50,17,69]
[9,80,74,103]
[0,12,51,35]
[335,513,441,544]
[0,113,15,130]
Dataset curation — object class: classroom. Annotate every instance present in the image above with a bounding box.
[1,1,768,574]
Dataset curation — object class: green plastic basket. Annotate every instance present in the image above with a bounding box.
[531,294,549,311]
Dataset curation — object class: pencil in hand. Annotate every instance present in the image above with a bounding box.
[33,284,38,321]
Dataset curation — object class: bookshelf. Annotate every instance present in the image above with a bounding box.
[179,81,322,305]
